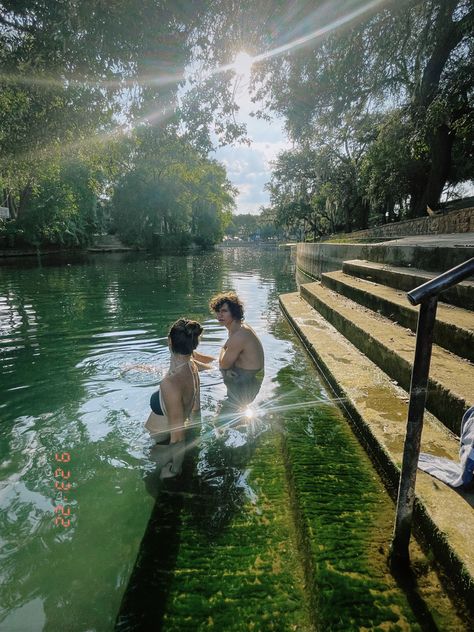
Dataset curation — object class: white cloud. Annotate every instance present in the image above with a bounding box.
[215,102,290,215]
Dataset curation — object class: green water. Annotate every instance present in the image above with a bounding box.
[0,248,303,631]
[0,248,464,631]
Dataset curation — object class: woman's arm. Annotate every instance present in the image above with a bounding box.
[193,350,215,363]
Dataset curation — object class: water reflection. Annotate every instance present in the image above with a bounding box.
[0,247,299,631]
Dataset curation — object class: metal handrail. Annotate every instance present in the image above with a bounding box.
[407,257,474,305]
[390,257,474,569]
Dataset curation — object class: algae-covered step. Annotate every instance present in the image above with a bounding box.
[280,290,474,620]
[161,431,312,631]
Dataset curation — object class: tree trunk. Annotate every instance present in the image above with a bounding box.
[426,123,454,209]
[18,183,33,219]
[357,198,369,230]
[3,188,18,219]
[409,179,427,219]
[344,203,351,233]
[412,124,454,217]
[409,1,469,217]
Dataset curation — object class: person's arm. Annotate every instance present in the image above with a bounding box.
[219,335,243,370]
[191,351,215,372]
[193,351,215,363]
[160,380,185,443]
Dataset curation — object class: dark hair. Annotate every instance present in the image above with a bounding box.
[209,291,244,321]
[168,318,203,355]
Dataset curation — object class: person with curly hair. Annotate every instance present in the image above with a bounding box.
[209,291,264,408]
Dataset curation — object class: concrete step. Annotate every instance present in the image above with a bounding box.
[322,270,474,362]
[343,259,474,310]
[88,234,135,252]
[299,282,473,435]
[279,291,474,610]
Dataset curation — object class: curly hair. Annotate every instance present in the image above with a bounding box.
[169,318,203,355]
[209,291,244,321]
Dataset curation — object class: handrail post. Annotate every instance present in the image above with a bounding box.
[389,295,438,568]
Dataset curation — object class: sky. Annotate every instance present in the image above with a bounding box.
[213,77,291,216]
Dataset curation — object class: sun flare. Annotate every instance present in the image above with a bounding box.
[232,51,254,78]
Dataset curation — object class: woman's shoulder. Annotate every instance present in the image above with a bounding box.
[165,365,192,387]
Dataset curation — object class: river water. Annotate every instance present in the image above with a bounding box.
[0,247,308,630]
[0,247,464,631]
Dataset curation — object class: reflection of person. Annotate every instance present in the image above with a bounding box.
[145,318,202,478]
[209,291,264,409]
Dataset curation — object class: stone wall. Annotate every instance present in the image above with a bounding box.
[340,207,474,241]
[297,241,474,279]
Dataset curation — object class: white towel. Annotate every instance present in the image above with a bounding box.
[418,406,474,488]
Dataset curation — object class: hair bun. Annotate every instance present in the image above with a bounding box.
[185,320,203,337]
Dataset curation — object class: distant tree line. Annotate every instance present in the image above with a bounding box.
[225,209,285,241]
[1,1,472,248]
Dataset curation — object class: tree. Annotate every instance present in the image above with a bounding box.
[252,0,473,216]
[182,1,473,221]
[225,214,259,240]
[110,127,235,249]
[0,0,199,242]
[257,207,284,241]
[0,158,106,248]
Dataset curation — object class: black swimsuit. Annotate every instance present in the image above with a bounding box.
[150,388,165,416]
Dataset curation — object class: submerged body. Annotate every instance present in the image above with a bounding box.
[145,358,200,443]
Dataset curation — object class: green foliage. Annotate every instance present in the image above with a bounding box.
[0,0,200,249]
[257,207,285,241]
[2,1,472,246]
[267,114,377,239]
[225,214,259,240]
[185,0,473,230]
[0,159,105,248]
[110,127,235,249]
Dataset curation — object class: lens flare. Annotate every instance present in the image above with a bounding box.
[232,52,254,78]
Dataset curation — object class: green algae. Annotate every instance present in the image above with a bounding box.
[275,361,466,631]
[159,431,312,631]
[117,346,466,631]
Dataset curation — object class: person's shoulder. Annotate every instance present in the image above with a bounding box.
[230,328,248,342]
[161,372,180,389]
[242,324,259,338]
[160,375,182,401]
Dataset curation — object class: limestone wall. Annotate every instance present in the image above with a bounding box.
[338,207,474,241]
[297,241,474,279]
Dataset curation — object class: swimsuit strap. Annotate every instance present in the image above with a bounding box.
[159,360,199,419]
[158,386,168,417]
[189,359,200,410]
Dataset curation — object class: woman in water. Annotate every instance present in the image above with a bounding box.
[145,318,210,477]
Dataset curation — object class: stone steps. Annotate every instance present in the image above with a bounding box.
[321,270,474,362]
[300,281,473,435]
[88,234,134,252]
[279,291,474,610]
[343,259,474,310]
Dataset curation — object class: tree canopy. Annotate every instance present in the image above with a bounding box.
[1,0,472,247]
[183,0,474,235]
[111,127,235,250]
